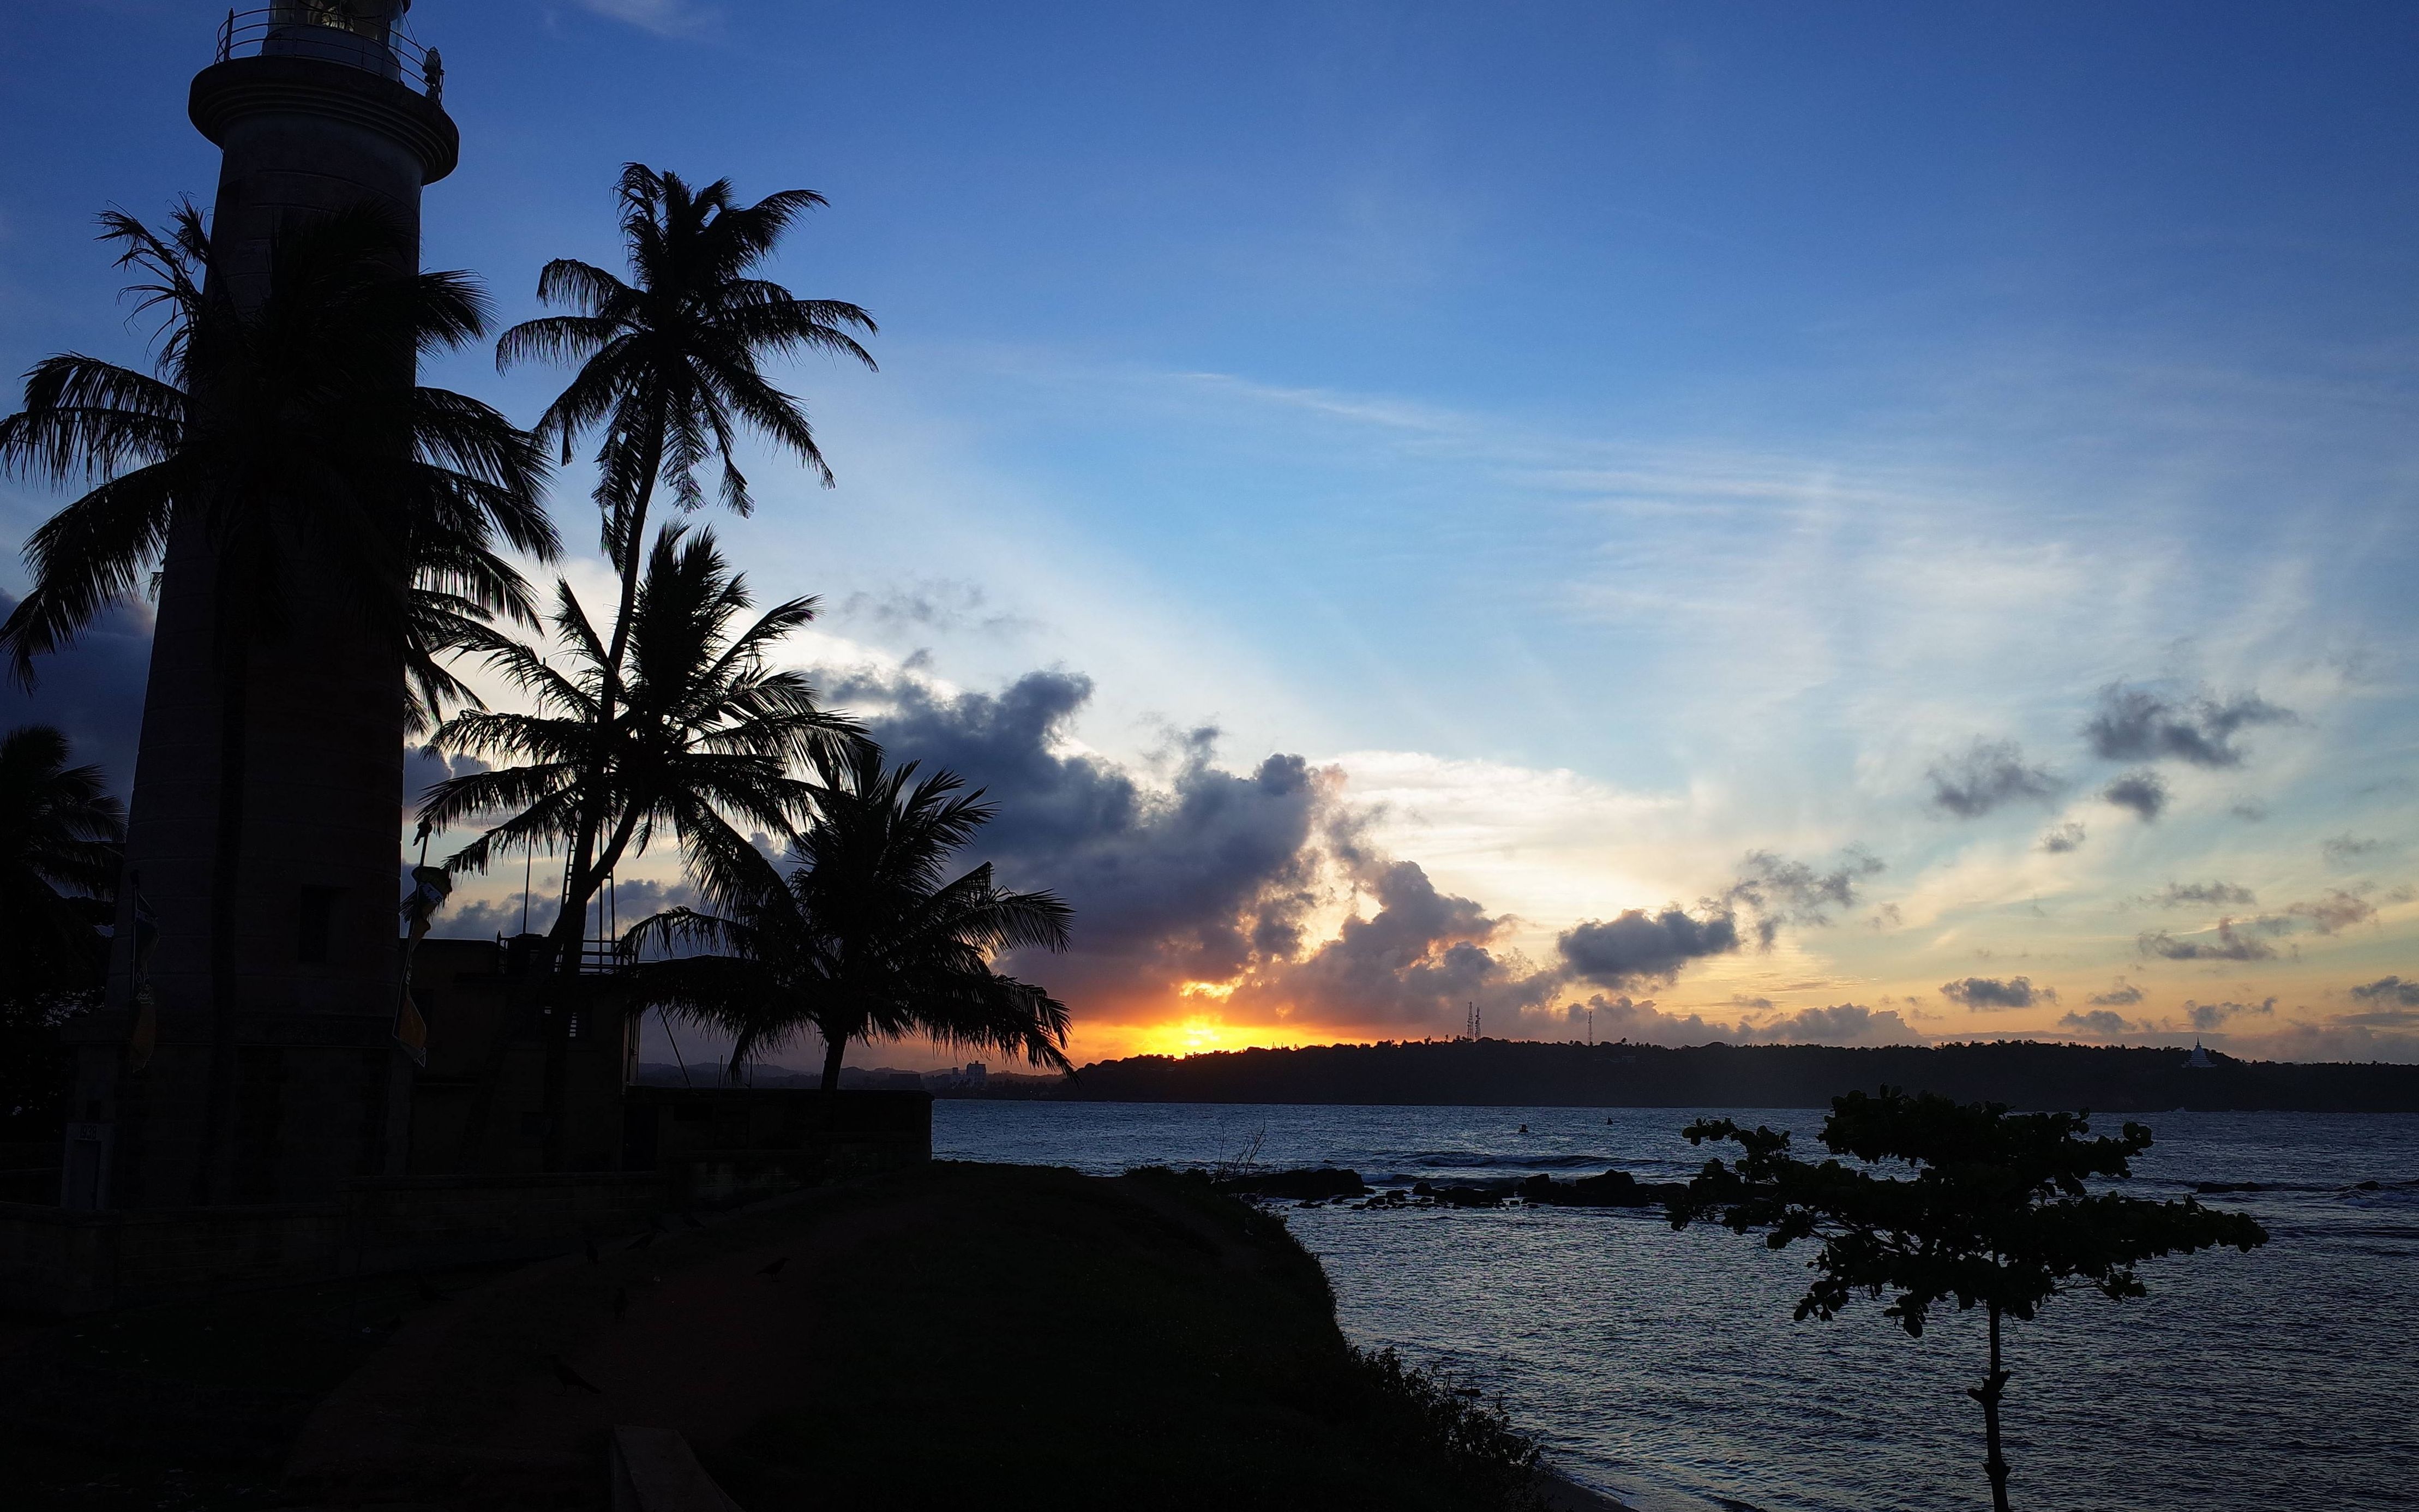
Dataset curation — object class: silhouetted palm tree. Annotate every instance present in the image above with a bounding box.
[0,724,123,1001]
[623,746,1073,1092]
[0,203,555,689]
[0,205,554,1165]
[417,526,864,1158]
[496,165,875,967]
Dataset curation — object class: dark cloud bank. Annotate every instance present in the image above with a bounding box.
[826,665,1900,1045]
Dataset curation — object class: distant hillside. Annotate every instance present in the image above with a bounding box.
[1059,1039,2419,1113]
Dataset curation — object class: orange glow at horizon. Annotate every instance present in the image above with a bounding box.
[1076,1013,1336,1061]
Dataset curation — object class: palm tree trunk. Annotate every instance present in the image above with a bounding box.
[819,1029,848,1094]
[191,632,249,1205]
[517,415,666,1167]
[539,808,645,1168]
[596,407,664,712]
[519,414,665,1168]
[1967,1303,2014,1512]
[457,410,668,1169]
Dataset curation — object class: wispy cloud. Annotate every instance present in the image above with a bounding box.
[2139,918,2276,962]
[572,0,721,39]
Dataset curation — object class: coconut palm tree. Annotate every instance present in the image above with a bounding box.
[0,202,556,688]
[622,745,1074,1093]
[417,525,865,1160]
[495,165,875,967]
[0,724,123,1003]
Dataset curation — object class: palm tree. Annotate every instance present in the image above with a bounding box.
[0,724,124,1003]
[495,165,875,970]
[0,203,556,686]
[417,525,865,1160]
[623,746,1074,1093]
[0,204,555,1190]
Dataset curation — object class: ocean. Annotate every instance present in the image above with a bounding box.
[933,1101,2417,1512]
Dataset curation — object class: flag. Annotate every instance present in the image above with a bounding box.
[395,864,451,1066]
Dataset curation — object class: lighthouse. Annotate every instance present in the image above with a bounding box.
[62,4,457,1209]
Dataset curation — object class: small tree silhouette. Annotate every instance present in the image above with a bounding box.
[1668,1088,2267,1511]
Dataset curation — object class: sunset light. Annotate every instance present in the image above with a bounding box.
[1129,1015,1299,1059]
[3,7,2414,1510]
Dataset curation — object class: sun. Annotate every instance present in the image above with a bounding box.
[1133,1015,1244,1057]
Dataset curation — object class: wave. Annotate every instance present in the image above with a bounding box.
[1403,1150,1622,1169]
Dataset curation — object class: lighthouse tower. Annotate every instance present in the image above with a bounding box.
[63,4,458,1209]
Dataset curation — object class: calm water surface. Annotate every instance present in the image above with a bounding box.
[934,1101,2418,1512]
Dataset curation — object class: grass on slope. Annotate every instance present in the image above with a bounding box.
[711,1162,1539,1511]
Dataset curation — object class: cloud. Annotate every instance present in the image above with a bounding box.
[403,746,489,826]
[2039,820,2087,853]
[1557,907,1742,989]
[573,0,721,38]
[2214,1018,2419,1061]
[827,667,1335,1011]
[2138,917,2276,962]
[2351,976,2419,1009]
[1244,856,1562,1028]
[0,592,152,797]
[2152,881,2255,909]
[839,580,1037,640]
[810,664,1911,1038]
[2286,890,2376,935]
[2089,981,2145,1006]
[430,899,524,940]
[2184,997,2276,1032]
[1725,848,1885,944]
[2102,769,2169,821]
[2082,681,2295,769]
[1940,975,2054,1010]
[1564,993,1731,1047]
[1736,1002,1922,1046]
[2058,1009,2138,1036]
[1556,993,1918,1048]
[1925,738,2058,818]
[428,874,696,943]
[2320,833,2385,865]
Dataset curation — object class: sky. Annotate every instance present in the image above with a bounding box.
[4,2,2416,1070]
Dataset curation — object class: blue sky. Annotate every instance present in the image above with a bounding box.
[5,2,2416,1065]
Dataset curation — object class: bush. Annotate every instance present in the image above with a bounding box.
[1352,1345,1545,1509]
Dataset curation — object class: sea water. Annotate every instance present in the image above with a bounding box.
[933,1101,2418,1511]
